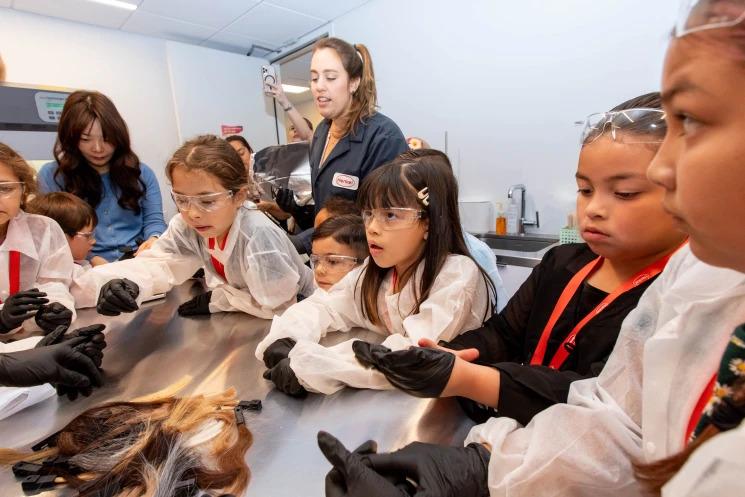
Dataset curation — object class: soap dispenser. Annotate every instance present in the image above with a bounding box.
[506,199,519,235]
[495,202,506,235]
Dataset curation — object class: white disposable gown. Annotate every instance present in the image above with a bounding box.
[464,245,745,497]
[255,254,491,394]
[662,419,745,496]
[72,208,314,318]
[0,211,76,333]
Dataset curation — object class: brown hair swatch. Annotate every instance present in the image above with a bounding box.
[0,389,253,497]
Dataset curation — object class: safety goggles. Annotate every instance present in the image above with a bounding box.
[74,231,95,240]
[675,0,745,36]
[171,190,234,213]
[310,254,360,272]
[578,108,666,145]
[0,181,24,199]
[361,208,425,231]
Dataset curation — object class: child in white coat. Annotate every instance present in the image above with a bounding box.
[256,155,495,396]
[0,143,75,335]
[75,135,314,318]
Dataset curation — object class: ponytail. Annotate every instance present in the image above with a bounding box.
[314,38,377,137]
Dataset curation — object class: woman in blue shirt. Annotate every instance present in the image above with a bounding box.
[38,90,167,262]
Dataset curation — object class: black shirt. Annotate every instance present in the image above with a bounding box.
[445,243,657,425]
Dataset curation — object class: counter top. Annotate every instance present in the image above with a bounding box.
[0,282,475,497]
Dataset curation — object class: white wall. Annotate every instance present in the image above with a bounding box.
[0,8,275,218]
[166,41,277,151]
[322,0,679,234]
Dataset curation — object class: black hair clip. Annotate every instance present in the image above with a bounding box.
[21,474,58,493]
[12,462,44,478]
[234,399,262,425]
[30,430,61,452]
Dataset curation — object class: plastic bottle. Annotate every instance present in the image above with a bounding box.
[495,202,507,235]
[506,199,519,235]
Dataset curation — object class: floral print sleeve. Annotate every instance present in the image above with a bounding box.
[692,324,745,438]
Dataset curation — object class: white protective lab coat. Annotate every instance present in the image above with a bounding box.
[0,211,76,333]
[255,254,491,394]
[464,245,745,497]
[72,207,315,318]
[662,419,745,496]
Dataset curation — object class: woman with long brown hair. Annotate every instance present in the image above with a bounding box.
[275,37,408,254]
[37,90,167,262]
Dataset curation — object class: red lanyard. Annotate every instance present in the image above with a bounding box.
[530,248,679,370]
[391,268,398,292]
[208,236,228,281]
[685,373,718,443]
[0,250,21,304]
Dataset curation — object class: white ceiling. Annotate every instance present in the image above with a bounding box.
[4,0,371,57]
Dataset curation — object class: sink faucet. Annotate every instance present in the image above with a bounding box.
[507,184,540,235]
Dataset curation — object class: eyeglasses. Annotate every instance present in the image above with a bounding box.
[310,254,360,272]
[675,0,745,37]
[171,190,234,213]
[0,181,24,199]
[577,108,666,145]
[361,208,424,231]
[74,231,95,240]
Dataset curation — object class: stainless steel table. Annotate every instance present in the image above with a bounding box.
[0,282,475,496]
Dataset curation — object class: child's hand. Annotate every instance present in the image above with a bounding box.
[418,337,480,362]
[0,289,48,333]
[34,302,73,333]
[352,341,457,398]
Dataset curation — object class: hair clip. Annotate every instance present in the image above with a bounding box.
[12,462,44,478]
[21,474,59,493]
[31,430,61,452]
[417,187,430,207]
[234,399,262,426]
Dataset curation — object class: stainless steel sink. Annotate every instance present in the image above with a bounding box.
[470,233,561,267]
[472,233,558,252]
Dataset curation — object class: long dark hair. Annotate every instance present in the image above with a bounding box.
[53,91,144,213]
[313,37,377,137]
[355,156,495,326]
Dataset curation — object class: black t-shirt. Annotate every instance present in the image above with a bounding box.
[446,243,657,425]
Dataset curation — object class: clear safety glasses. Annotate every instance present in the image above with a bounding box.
[309,254,361,273]
[0,181,24,199]
[578,108,666,145]
[361,208,425,231]
[171,190,234,213]
[676,0,745,36]
[74,231,95,240]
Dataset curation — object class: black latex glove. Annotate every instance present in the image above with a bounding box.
[262,337,297,369]
[0,336,104,390]
[318,431,412,497]
[34,302,73,334]
[96,279,139,316]
[0,289,48,333]
[177,291,213,317]
[262,357,307,397]
[36,324,107,366]
[275,187,300,216]
[34,324,107,401]
[352,341,455,398]
[365,442,491,497]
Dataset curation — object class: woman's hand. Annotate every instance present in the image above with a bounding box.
[266,80,291,109]
[90,256,109,267]
[134,236,159,256]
